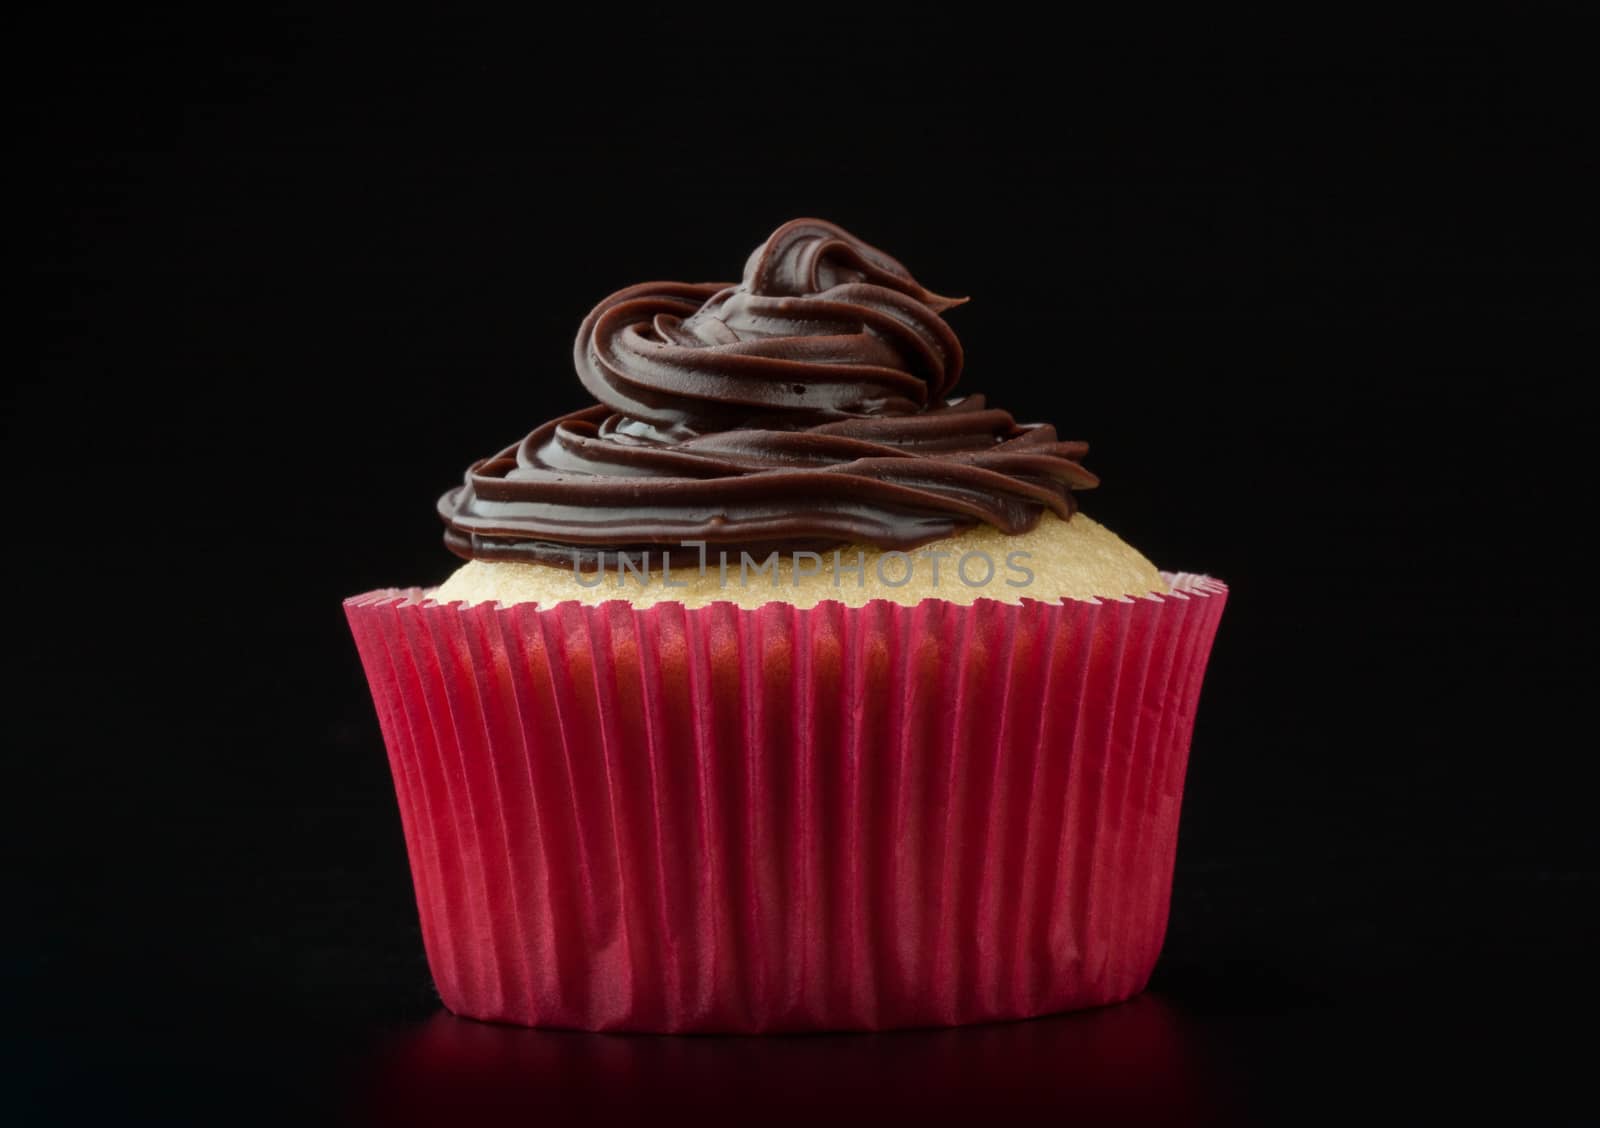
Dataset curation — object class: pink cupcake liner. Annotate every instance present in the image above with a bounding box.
[344,575,1226,1033]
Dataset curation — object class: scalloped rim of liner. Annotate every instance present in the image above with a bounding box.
[345,572,1226,615]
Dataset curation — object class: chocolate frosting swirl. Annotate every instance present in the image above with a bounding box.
[439,219,1098,567]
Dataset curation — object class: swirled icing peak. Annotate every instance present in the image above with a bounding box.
[439,219,1098,567]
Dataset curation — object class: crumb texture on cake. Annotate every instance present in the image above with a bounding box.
[429,512,1165,610]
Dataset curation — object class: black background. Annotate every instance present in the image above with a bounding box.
[10,15,1596,1125]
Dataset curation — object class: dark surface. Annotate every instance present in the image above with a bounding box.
[10,17,1596,1125]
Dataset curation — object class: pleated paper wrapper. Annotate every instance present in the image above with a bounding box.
[344,574,1226,1033]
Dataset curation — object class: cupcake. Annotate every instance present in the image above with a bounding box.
[345,219,1226,1033]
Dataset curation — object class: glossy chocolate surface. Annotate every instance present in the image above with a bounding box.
[439,219,1097,567]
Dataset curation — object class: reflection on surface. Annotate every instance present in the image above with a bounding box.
[351,994,1238,1126]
